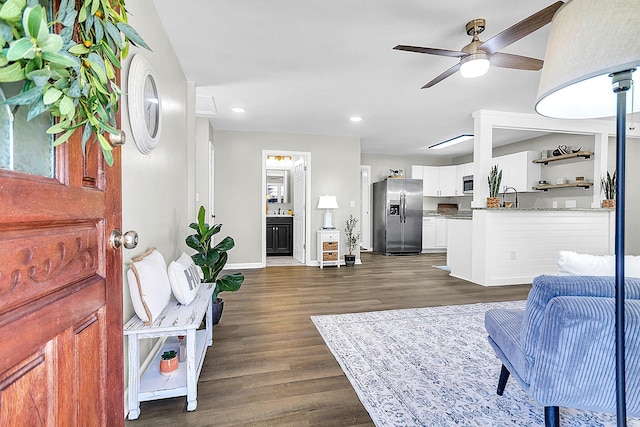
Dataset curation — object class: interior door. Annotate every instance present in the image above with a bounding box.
[0,76,123,426]
[293,157,306,263]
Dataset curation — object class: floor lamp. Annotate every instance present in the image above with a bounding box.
[535,1,640,425]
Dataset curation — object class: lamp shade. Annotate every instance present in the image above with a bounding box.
[317,195,338,209]
[535,0,640,119]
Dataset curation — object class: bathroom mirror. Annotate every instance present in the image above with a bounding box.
[266,169,290,203]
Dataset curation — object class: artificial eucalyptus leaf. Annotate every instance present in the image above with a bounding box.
[103,20,122,50]
[67,78,80,97]
[7,37,35,60]
[103,147,113,166]
[26,97,47,120]
[2,85,40,105]
[43,86,62,105]
[38,33,63,53]
[51,128,74,146]
[42,51,78,68]
[23,5,41,38]
[59,95,74,116]
[0,0,26,22]
[0,62,25,82]
[100,41,120,68]
[0,56,8,67]
[117,22,150,50]
[0,21,14,45]
[68,43,90,55]
[26,68,51,87]
[46,118,70,134]
[93,16,103,44]
[84,13,93,35]
[78,4,86,22]
[90,0,100,15]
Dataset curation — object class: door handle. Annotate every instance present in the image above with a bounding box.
[109,229,139,249]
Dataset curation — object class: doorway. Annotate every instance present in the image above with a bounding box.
[262,150,311,267]
[360,165,372,250]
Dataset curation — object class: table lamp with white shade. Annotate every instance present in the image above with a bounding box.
[317,195,338,229]
[535,1,640,425]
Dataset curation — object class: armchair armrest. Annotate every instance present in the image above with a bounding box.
[529,296,640,416]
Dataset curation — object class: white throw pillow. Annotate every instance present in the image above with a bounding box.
[127,248,172,324]
[168,253,202,305]
[557,251,640,278]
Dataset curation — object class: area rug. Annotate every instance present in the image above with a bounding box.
[432,265,451,272]
[311,301,640,427]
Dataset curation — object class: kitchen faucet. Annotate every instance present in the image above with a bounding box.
[502,186,518,208]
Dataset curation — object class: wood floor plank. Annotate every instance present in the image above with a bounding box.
[126,252,532,426]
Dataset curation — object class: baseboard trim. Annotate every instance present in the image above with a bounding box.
[225,262,263,270]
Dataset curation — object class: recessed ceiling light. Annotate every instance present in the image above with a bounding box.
[428,134,474,150]
[350,116,362,122]
[231,106,246,113]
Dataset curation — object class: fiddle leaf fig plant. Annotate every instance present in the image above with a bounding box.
[0,0,150,166]
[186,206,244,301]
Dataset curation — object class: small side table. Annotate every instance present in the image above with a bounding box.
[124,283,214,420]
[317,229,340,268]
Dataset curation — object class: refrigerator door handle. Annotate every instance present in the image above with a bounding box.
[401,192,407,223]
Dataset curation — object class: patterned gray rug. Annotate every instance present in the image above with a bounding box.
[312,301,640,426]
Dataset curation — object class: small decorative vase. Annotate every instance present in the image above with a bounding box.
[602,199,615,208]
[160,351,178,376]
[487,197,500,208]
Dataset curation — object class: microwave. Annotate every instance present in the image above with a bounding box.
[462,175,474,194]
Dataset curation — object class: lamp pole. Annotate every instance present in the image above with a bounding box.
[612,69,633,426]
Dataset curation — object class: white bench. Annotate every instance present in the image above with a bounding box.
[124,282,214,420]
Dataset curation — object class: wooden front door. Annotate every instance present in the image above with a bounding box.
[0,112,123,422]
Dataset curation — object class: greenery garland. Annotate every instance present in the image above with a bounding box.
[0,0,149,166]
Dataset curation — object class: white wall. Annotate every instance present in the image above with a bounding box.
[120,0,193,408]
[213,130,361,265]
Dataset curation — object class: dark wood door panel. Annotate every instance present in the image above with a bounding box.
[0,223,102,315]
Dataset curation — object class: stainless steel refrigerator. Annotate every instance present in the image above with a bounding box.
[373,178,423,255]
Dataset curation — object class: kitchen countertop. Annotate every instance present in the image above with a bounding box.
[266,214,293,217]
[423,210,472,218]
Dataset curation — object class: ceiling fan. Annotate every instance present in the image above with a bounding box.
[394,1,564,89]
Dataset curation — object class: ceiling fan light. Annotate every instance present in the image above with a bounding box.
[460,54,490,79]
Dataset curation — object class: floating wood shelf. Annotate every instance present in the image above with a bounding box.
[532,182,593,191]
[533,151,594,165]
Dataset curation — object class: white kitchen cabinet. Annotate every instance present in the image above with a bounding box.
[422,165,456,197]
[435,217,448,248]
[454,162,473,196]
[422,216,447,252]
[422,217,436,250]
[492,151,541,193]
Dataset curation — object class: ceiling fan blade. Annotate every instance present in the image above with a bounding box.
[422,63,461,89]
[394,45,468,58]
[478,1,564,54]
[490,52,543,70]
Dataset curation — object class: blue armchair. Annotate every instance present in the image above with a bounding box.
[485,275,640,426]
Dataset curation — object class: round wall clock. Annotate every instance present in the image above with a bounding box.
[128,54,162,154]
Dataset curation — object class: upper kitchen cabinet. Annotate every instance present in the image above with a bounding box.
[492,151,541,193]
[422,165,456,197]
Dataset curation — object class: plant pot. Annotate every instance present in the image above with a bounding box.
[487,197,500,208]
[602,199,615,208]
[159,353,178,376]
[212,297,224,325]
[344,254,356,267]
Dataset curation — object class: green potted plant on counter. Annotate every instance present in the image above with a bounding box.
[344,214,360,267]
[601,170,616,208]
[186,206,244,324]
[487,165,502,208]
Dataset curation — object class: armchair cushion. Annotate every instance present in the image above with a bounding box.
[485,309,531,387]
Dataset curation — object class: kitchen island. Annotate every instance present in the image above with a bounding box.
[447,208,615,286]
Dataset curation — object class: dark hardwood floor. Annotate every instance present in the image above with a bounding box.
[126,252,532,426]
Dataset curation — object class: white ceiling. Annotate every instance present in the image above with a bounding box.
[152,0,562,158]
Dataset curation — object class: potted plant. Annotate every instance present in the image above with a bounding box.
[186,206,244,324]
[601,170,616,208]
[344,214,360,267]
[159,350,178,376]
[487,165,502,208]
